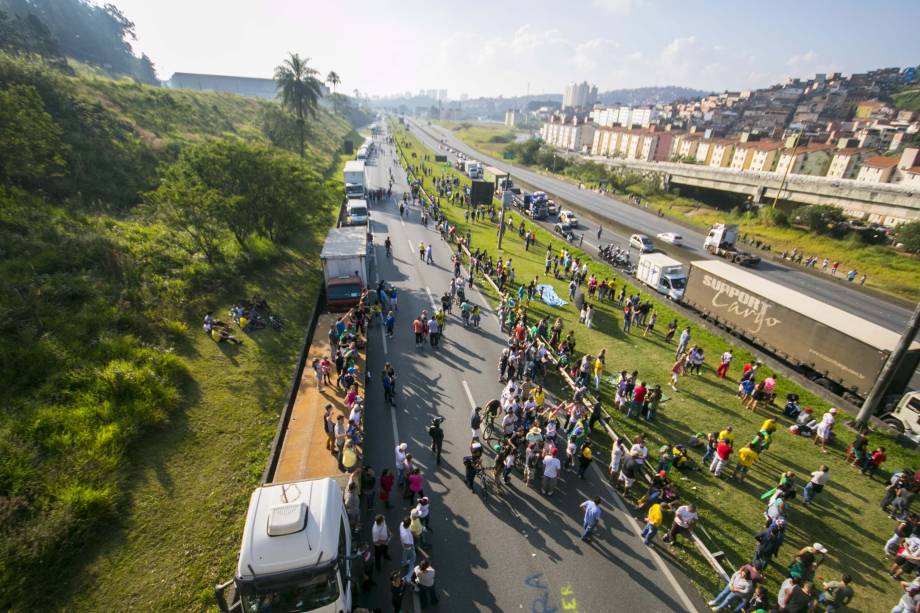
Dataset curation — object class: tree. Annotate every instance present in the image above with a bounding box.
[896,220,920,253]
[326,70,340,114]
[0,84,66,187]
[274,53,322,157]
[792,204,845,233]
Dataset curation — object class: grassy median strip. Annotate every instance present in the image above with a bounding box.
[395,120,913,610]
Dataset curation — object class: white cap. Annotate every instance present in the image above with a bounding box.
[829,407,838,414]
[399,443,408,451]
[813,542,828,554]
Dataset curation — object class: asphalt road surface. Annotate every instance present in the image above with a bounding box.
[354,129,707,612]
[409,119,912,333]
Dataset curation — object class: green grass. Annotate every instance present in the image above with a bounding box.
[437,120,525,158]
[394,121,916,611]
[57,229,333,611]
[893,88,920,113]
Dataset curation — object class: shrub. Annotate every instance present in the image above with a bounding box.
[895,220,920,253]
[792,204,845,233]
[758,207,790,227]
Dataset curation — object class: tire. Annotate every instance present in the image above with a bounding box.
[883,417,905,433]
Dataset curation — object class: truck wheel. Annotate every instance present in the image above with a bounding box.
[842,391,861,405]
[883,417,905,433]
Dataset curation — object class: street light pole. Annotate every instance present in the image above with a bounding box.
[855,301,920,427]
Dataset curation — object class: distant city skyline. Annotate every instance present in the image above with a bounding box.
[112,0,920,99]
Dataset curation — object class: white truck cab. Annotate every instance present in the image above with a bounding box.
[882,391,920,444]
[636,253,687,301]
[225,478,354,613]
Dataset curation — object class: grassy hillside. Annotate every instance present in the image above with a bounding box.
[438,120,525,157]
[893,87,920,113]
[0,53,355,610]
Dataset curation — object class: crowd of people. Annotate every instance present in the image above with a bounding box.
[390,128,920,613]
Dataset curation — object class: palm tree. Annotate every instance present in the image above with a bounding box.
[326,71,341,114]
[326,71,341,94]
[274,53,323,157]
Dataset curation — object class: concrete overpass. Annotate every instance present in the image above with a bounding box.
[586,156,920,224]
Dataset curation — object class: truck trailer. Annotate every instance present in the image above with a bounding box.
[682,259,920,402]
[343,160,366,200]
[320,227,368,310]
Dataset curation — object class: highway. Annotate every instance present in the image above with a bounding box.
[355,129,707,612]
[409,119,913,333]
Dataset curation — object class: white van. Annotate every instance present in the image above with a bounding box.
[346,200,369,226]
[231,478,354,613]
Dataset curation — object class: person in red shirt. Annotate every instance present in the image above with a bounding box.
[862,447,887,478]
[515,321,526,343]
[710,439,733,477]
[413,317,424,347]
[628,382,647,419]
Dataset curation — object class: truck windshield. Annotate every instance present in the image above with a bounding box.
[670,277,687,290]
[349,207,367,217]
[239,569,339,613]
[328,283,362,301]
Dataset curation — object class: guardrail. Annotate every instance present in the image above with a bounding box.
[396,127,732,582]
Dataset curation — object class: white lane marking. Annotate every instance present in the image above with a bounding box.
[583,240,598,250]
[591,463,698,613]
[407,238,415,254]
[424,286,437,310]
[462,380,476,410]
[400,216,406,228]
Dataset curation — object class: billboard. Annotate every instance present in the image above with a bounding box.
[470,180,495,206]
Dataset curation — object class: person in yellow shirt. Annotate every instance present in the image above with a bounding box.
[531,387,545,408]
[718,426,734,446]
[593,356,604,391]
[731,443,759,480]
[641,501,671,545]
[760,418,776,435]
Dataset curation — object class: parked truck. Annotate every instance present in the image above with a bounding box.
[703,223,761,267]
[636,253,687,301]
[681,259,920,403]
[484,165,511,193]
[320,226,368,310]
[465,160,483,179]
[216,477,356,613]
[343,160,366,200]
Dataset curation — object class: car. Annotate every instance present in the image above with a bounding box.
[629,233,654,253]
[546,200,559,215]
[559,210,579,227]
[554,222,576,241]
[656,232,683,246]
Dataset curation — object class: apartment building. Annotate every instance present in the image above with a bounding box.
[856,156,898,183]
[775,143,834,176]
[695,140,715,165]
[542,114,595,152]
[902,166,920,188]
[708,139,736,168]
[590,126,674,162]
[748,142,783,172]
[826,147,872,179]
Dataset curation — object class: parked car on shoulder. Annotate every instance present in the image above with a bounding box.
[554,222,576,242]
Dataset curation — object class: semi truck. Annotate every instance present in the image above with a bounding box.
[465,160,483,179]
[320,226,368,310]
[343,160,366,200]
[636,253,687,301]
[681,259,920,403]
[703,223,761,267]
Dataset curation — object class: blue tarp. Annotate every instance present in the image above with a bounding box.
[535,284,568,307]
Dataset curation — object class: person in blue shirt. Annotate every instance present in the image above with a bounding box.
[580,497,603,542]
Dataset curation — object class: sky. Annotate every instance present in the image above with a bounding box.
[112,0,920,98]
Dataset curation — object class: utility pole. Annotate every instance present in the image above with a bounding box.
[498,189,513,250]
[855,302,920,427]
[771,128,802,209]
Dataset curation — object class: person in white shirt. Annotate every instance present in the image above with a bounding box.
[629,438,648,466]
[541,449,562,496]
[814,408,837,453]
[415,497,431,546]
[395,443,408,485]
[609,437,625,478]
[413,560,438,606]
[399,517,415,576]
[803,465,829,505]
[663,503,698,546]
[371,515,391,571]
[717,350,733,379]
